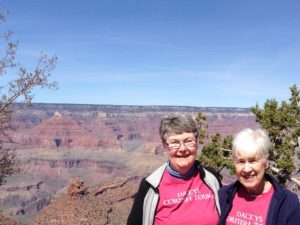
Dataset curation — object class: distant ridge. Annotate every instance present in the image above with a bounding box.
[14,102,251,113]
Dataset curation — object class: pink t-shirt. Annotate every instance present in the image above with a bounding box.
[226,186,274,225]
[154,170,219,225]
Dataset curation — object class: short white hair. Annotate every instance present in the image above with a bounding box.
[232,128,270,161]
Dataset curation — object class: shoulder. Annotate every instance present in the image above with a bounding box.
[127,177,152,225]
[134,177,151,197]
[195,161,218,177]
[203,165,220,178]
[219,182,237,198]
[282,189,300,206]
[145,163,167,188]
[139,177,151,189]
[219,183,233,191]
[200,164,222,187]
[273,188,300,223]
[267,174,299,205]
[199,167,222,191]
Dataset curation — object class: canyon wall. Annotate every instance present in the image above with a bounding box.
[11,103,257,150]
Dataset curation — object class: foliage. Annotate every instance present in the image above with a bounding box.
[251,84,300,176]
[0,8,58,185]
[196,85,300,185]
[194,112,209,144]
[0,147,20,185]
[199,134,234,177]
[195,112,234,179]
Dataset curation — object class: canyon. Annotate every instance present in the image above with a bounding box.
[0,103,258,224]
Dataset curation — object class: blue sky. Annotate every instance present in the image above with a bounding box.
[2,0,300,107]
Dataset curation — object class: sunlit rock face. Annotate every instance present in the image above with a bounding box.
[14,112,100,149]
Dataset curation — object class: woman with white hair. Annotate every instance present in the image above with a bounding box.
[219,128,300,225]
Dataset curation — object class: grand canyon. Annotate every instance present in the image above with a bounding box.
[0,103,272,224]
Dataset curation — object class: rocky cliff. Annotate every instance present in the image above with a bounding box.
[34,177,139,225]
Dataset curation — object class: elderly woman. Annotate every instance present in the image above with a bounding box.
[127,115,221,225]
[219,128,300,225]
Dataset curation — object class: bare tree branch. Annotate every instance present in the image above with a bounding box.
[0,8,58,185]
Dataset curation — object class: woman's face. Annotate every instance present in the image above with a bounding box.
[165,132,197,174]
[234,149,267,194]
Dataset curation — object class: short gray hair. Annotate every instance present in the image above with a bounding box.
[232,128,270,161]
[159,115,198,143]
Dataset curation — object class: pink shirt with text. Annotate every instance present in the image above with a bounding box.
[154,170,219,225]
[226,186,274,225]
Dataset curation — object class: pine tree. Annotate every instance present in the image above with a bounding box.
[197,85,300,185]
[195,112,233,179]
[251,84,300,181]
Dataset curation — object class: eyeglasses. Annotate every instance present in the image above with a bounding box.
[166,140,196,151]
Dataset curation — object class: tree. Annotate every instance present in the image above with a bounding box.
[194,112,209,144]
[0,8,58,185]
[195,112,234,179]
[251,84,300,182]
[197,85,300,186]
[198,133,233,178]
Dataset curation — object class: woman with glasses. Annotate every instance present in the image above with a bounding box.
[127,115,221,225]
[219,128,300,225]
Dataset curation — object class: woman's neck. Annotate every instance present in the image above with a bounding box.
[167,162,195,179]
[245,179,272,196]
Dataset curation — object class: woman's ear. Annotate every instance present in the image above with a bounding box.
[162,141,168,150]
[265,160,270,170]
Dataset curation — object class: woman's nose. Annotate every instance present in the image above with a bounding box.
[178,142,188,151]
[243,162,252,172]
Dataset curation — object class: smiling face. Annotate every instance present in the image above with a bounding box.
[234,149,267,194]
[165,132,197,174]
